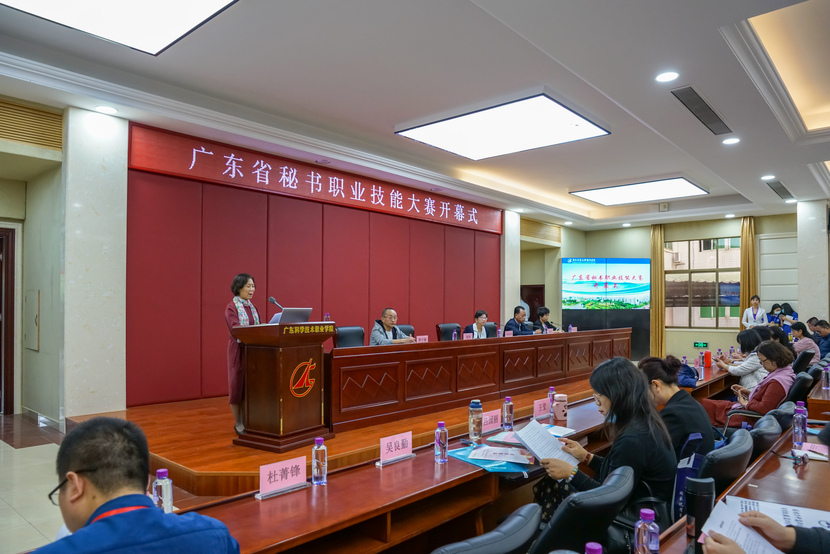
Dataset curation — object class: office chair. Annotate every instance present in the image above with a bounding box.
[792,350,815,374]
[430,503,542,554]
[748,415,781,461]
[396,324,415,337]
[484,322,498,337]
[697,429,753,496]
[334,326,365,348]
[527,466,635,554]
[722,373,813,433]
[523,322,534,334]
[807,361,827,387]
[766,402,796,431]
[436,323,462,341]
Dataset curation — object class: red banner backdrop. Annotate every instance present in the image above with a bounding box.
[129,124,502,234]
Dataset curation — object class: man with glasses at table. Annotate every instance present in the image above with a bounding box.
[370,307,416,345]
[35,417,239,553]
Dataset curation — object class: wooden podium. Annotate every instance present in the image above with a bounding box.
[231,322,335,453]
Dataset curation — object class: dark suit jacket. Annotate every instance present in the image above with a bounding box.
[504,317,534,336]
[463,323,493,338]
[660,389,715,460]
[533,320,558,332]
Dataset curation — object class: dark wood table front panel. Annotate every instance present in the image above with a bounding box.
[328,329,631,432]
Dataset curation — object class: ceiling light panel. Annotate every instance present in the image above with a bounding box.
[570,178,708,206]
[396,94,608,161]
[0,0,237,55]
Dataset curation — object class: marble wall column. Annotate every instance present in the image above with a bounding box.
[797,200,829,321]
[501,211,521,327]
[63,108,129,418]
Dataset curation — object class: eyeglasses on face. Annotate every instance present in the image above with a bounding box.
[48,468,98,506]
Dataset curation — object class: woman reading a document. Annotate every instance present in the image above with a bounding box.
[225,273,260,436]
[534,357,676,524]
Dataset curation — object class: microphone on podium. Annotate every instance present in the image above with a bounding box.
[268,297,284,310]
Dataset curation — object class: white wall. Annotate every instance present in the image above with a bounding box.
[501,211,522,327]
[21,166,64,424]
[0,178,25,219]
[62,108,128,417]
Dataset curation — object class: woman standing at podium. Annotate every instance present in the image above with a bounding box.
[225,273,260,436]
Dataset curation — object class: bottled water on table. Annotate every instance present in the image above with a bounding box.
[468,399,483,443]
[792,407,807,451]
[152,469,173,514]
[502,397,514,431]
[434,421,448,463]
[312,437,327,485]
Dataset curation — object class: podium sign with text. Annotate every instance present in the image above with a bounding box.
[231,322,335,453]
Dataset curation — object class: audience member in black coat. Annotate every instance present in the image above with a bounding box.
[639,355,715,460]
[535,357,677,523]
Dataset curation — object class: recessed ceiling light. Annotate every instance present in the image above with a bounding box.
[396,92,608,160]
[722,138,741,145]
[725,214,736,219]
[655,72,679,82]
[0,0,237,55]
[564,221,573,226]
[761,175,775,181]
[570,177,707,206]
[622,223,631,227]
[785,199,798,204]
[515,209,525,213]
[94,105,118,115]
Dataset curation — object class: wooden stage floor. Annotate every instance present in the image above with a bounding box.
[71,382,593,499]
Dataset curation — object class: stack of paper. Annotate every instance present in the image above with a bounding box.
[514,419,579,466]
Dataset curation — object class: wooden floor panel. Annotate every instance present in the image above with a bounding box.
[70,381,593,497]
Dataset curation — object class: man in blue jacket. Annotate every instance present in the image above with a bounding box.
[814,320,830,359]
[504,305,541,336]
[35,417,239,553]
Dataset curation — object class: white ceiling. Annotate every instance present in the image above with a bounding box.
[0,0,827,230]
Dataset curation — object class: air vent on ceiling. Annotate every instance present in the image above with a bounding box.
[671,86,731,135]
[765,180,794,200]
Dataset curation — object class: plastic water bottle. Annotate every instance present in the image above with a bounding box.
[452,329,457,341]
[503,397,514,431]
[586,542,603,554]
[822,367,830,390]
[682,356,687,366]
[717,349,722,358]
[323,312,331,321]
[312,437,327,485]
[548,386,556,418]
[792,408,807,450]
[635,508,660,554]
[497,327,502,338]
[468,399,483,443]
[152,469,173,513]
[435,421,448,463]
[730,345,735,357]
[568,324,573,333]
[698,351,705,367]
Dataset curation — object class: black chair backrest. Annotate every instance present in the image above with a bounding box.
[436,323,462,341]
[430,503,542,554]
[484,322,498,337]
[783,372,813,405]
[768,401,796,430]
[697,429,753,496]
[749,415,782,460]
[528,466,635,554]
[792,350,815,374]
[808,364,823,386]
[334,326,364,348]
[523,322,534,333]
[396,324,415,338]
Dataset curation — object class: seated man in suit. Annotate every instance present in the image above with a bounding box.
[814,320,830,359]
[504,305,541,336]
[35,417,239,553]
[370,308,416,345]
[533,306,561,333]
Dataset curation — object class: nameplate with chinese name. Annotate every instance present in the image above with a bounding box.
[129,124,503,234]
[376,431,415,467]
[504,331,514,337]
[546,328,556,335]
[256,455,309,500]
[482,409,502,435]
[416,335,429,343]
[462,333,473,340]
[533,398,551,419]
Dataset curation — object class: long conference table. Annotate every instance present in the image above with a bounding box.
[327,328,632,432]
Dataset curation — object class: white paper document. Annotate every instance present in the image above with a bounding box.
[701,501,783,554]
[725,496,830,531]
[467,446,534,465]
[514,418,579,466]
[547,425,575,437]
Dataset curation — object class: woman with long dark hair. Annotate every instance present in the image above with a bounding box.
[791,322,820,365]
[769,326,797,359]
[535,357,676,523]
[639,355,715,460]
